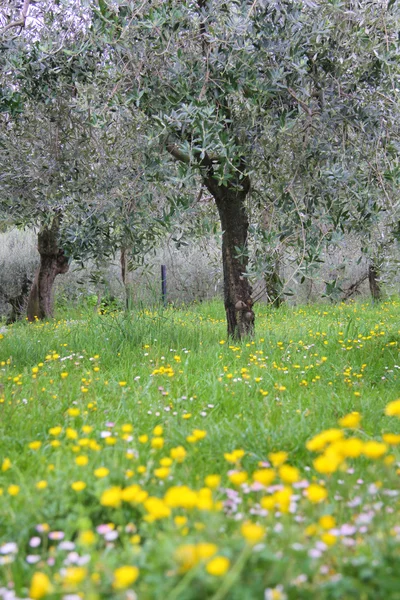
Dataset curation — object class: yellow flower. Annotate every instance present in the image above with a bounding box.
[138,434,148,444]
[144,496,171,520]
[240,521,265,545]
[122,424,133,433]
[313,453,342,475]
[306,484,327,503]
[29,572,52,599]
[306,429,344,452]
[268,451,288,467]
[71,481,86,492]
[63,566,87,585]
[75,455,89,466]
[94,467,109,478]
[36,480,48,490]
[362,441,387,459]
[8,484,20,496]
[29,441,42,450]
[319,515,336,530]
[340,438,364,458]
[49,426,62,436]
[160,457,173,467]
[253,469,275,486]
[338,411,361,428]
[1,457,11,471]
[174,544,198,573]
[61,372,69,379]
[100,486,122,508]
[78,530,96,546]
[321,533,337,546]
[153,425,163,436]
[206,556,230,576]
[228,471,248,486]
[170,446,187,462]
[113,565,139,589]
[192,429,207,440]
[385,399,400,417]
[154,467,170,479]
[119,381,127,387]
[224,449,245,463]
[279,464,300,484]
[67,408,80,417]
[66,428,78,440]
[205,474,221,489]
[164,486,198,509]
[151,437,164,449]
[382,433,400,445]
[196,542,218,560]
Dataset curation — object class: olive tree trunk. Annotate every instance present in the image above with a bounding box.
[368,262,382,302]
[204,173,254,339]
[27,216,69,321]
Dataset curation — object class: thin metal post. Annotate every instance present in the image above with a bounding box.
[161,264,167,306]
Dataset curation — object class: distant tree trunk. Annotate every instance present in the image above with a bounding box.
[27,215,69,321]
[368,262,382,301]
[6,273,32,324]
[265,259,284,308]
[203,171,254,339]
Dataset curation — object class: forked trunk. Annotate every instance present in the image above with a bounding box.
[27,216,69,321]
[368,262,381,302]
[204,174,254,339]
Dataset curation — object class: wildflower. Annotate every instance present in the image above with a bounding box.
[1,458,11,471]
[29,441,42,450]
[319,515,336,530]
[144,497,171,520]
[78,530,96,546]
[29,572,52,599]
[279,464,300,484]
[153,425,163,436]
[75,455,89,466]
[63,566,87,585]
[71,481,86,492]
[385,399,400,417]
[340,438,364,458]
[151,437,164,449]
[306,484,327,503]
[94,467,109,478]
[306,429,343,452]
[253,469,275,486]
[49,426,62,437]
[121,424,133,433]
[192,429,207,440]
[7,485,20,496]
[264,585,287,600]
[36,480,48,490]
[382,433,400,445]
[321,533,337,546]
[113,565,139,589]
[338,412,361,428]
[228,471,248,486]
[170,446,187,462]
[241,521,265,545]
[224,449,245,463]
[362,441,387,459]
[138,435,148,444]
[313,453,342,475]
[100,487,122,508]
[164,486,198,509]
[154,467,170,479]
[196,543,218,560]
[67,408,80,417]
[66,428,78,440]
[205,474,221,489]
[268,451,288,467]
[119,381,127,387]
[206,556,230,576]
[174,544,198,573]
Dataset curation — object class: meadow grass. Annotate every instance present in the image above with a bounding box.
[0,299,399,599]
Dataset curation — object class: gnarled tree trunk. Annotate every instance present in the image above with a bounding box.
[204,172,254,339]
[27,215,69,321]
[368,261,382,302]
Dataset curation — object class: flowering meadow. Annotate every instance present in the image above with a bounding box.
[0,299,400,600]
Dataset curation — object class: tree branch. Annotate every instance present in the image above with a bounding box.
[1,0,31,34]
[166,142,190,164]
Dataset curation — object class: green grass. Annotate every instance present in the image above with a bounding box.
[0,299,400,599]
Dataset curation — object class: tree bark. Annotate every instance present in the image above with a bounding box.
[368,262,382,302]
[27,216,69,321]
[203,172,254,339]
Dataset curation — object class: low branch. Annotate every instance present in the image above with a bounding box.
[1,0,31,34]
[341,272,368,300]
[287,88,315,117]
[166,142,190,164]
